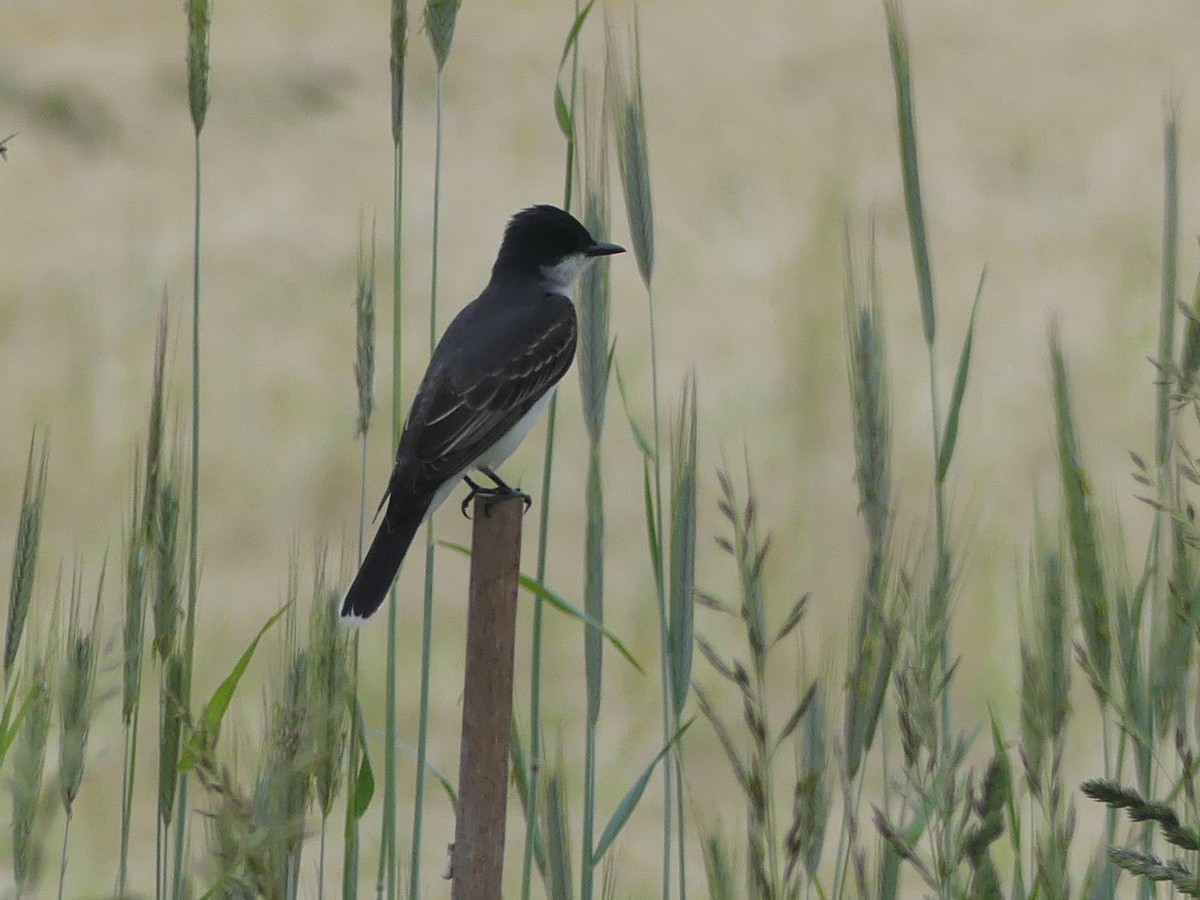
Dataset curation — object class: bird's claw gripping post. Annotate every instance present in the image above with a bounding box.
[461,473,532,519]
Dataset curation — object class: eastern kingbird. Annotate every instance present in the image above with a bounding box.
[340,204,625,622]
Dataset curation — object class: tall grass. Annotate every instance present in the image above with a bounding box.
[345,212,376,900]
[607,17,691,900]
[171,0,212,895]
[578,80,612,900]
[404,4,460,899]
[377,0,407,897]
[520,6,592,896]
[56,560,102,900]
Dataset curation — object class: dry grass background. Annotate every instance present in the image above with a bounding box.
[3,0,1200,894]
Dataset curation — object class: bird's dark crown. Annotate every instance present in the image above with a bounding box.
[492,205,599,277]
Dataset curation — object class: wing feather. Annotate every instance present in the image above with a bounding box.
[382,288,577,508]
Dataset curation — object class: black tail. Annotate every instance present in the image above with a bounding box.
[340,503,428,621]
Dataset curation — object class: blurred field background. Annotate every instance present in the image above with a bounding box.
[4,0,1200,894]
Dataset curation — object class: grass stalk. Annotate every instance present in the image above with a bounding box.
[118,477,147,895]
[1155,103,1179,481]
[667,378,698,900]
[5,431,48,685]
[608,17,673,897]
[118,701,142,895]
[13,642,54,895]
[309,554,350,900]
[696,465,814,898]
[578,85,611,898]
[57,561,103,899]
[408,63,440,900]
[174,1,212,893]
[153,450,185,898]
[1139,103,1181,900]
[120,300,169,895]
[378,0,408,897]
[841,219,896,787]
[56,806,71,900]
[522,4,588,896]
[544,757,575,900]
[346,212,377,900]
[410,5,458,894]
[882,0,955,760]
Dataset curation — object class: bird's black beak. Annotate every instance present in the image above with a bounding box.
[586,240,625,257]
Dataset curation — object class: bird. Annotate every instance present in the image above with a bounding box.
[340,204,625,622]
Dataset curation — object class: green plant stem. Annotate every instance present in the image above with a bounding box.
[521,19,582,896]
[582,718,597,897]
[408,64,445,900]
[379,104,406,900]
[344,638,361,900]
[171,123,204,900]
[522,390,557,900]
[925,345,951,755]
[645,283,675,900]
[319,816,328,900]
[344,438,367,899]
[57,809,72,900]
[156,676,166,900]
[582,437,608,897]
[675,746,686,899]
[380,609,398,900]
[117,701,141,894]
[156,814,164,900]
[753,667,781,894]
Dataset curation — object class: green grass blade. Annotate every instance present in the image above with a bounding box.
[541,757,575,900]
[179,603,289,771]
[383,2,409,896]
[936,267,986,485]
[554,89,572,143]
[883,0,935,345]
[557,0,596,75]
[1154,581,1200,728]
[441,541,643,674]
[668,377,698,716]
[406,741,458,815]
[585,448,604,723]
[642,459,663,596]
[552,0,597,138]
[591,718,693,863]
[6,431,49,682]
[614,360,655,459]
[1049,329,1112,697]
[0,674,34,771]
[511,725,548,878]
[158,653,184,827]
[700,828,736,900]
[348,697,374,821]
[1155,103,1179,471]
[990,708,1021,857]
[1178,270,1200,387]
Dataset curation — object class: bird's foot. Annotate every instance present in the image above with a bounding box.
[461,469,532,518]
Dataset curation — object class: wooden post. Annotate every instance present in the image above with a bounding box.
[450,494,524,899]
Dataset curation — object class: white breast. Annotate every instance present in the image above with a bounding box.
[426,391,554,515]
[476,391,553,469]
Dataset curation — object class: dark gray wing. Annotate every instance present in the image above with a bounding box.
[383,287,577,509]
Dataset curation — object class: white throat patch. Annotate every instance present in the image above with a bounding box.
[541,253,591,298]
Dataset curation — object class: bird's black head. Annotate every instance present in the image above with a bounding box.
[492,205,624,286]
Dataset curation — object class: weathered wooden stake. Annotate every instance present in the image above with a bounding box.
[450,494,524,899]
